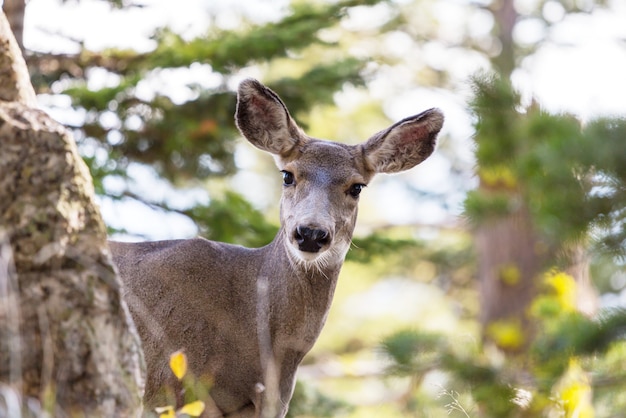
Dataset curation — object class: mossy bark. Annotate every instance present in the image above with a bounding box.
[0,11,144,416]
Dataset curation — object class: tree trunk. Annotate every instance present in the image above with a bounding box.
[476,0,598,352]
[476,198,545,352]
[2,0,24,53]
[490,0,517,78]
[0,11,144,416]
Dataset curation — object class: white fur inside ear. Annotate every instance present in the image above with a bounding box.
[363,108,443,174]
[236,79,304,156]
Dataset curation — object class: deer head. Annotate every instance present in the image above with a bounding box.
[236,79,444,271]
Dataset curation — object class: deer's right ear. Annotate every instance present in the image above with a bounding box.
[361,108,444,174]
[235,79,306,156]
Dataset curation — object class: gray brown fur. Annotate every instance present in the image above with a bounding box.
[110,79,444,417]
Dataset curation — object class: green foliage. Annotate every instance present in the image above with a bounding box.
[466,74,626,256]
[286,380,352,418]
[463,189,515,221]
[347,234,423,264]
[433,71,626,407]
[404,74,626,417]
[269,57,368,127]
[184,191,278,247]
[380,329,445,372]
[381,307,626,417]
[26,0,402,250]
[148,0,381,72]
[582,119,626,257]
[469,74,522,166]
[534,309,626,362]
[380,329,518,417]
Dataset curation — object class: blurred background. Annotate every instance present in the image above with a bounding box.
[5,0,626,416]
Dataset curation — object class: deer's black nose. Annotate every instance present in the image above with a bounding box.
[294,226,330,253]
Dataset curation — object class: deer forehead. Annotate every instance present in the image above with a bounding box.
[281,140,368,185]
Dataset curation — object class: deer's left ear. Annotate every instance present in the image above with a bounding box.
[361,108,444,174]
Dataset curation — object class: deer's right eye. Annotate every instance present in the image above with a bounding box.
[348,183,365,198]
[281,170,295,186]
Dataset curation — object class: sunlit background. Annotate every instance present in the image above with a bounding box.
[12,0,626,416]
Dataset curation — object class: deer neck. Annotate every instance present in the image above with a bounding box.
[254,228,344,348]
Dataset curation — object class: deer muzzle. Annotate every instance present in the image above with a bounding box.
[294,226,331,253]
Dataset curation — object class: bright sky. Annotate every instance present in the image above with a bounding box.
[515,1,626,119]
[24,0,289,52]
[18,0,626,239]
[23,0,626,117]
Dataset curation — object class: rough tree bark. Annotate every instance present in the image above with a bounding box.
[0,12,144,416]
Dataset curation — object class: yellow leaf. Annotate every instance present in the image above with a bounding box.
[545,270,577,312]
[169,350,188,380]
[553,358,594,418]
[499,263,521,285]
[479,165,517,189]
[154,405,175,418]
[178,401,206,417]
[486,319,524,350]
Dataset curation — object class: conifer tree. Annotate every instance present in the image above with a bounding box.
[21,0,386,245]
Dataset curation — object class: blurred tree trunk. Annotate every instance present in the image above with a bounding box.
[2,0,24,52]
[476,0,597,351]
[476,199,545,351]
[0,12,144,416]
[475,0,537,352]
[490,0,517,78]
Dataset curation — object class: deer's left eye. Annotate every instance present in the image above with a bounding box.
[281,170,295,186]
[348,184,365,198]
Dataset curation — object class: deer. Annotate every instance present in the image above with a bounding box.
[110,78,444,418]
